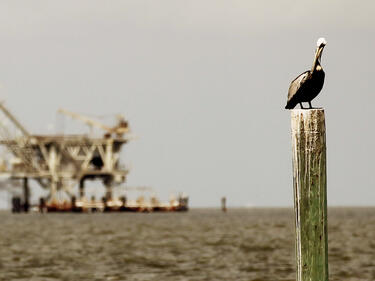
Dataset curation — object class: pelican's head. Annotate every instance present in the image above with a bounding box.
[317,37,327,48]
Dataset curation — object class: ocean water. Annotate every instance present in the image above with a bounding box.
[0,208,374,281]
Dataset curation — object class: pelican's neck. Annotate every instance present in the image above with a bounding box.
[311,47,323,72]
[311,52,319,72]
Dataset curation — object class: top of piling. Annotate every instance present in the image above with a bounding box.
[291,108,325,133]
[291,108,324,112]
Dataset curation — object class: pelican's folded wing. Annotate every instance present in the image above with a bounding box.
[287,71,310,102]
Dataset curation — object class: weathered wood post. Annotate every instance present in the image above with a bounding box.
[290,109,328,281]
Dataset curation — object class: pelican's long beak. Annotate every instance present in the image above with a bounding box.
[315,44,326,63]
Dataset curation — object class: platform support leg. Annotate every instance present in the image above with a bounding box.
[23,178,30,213]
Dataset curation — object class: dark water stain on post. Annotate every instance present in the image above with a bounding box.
[291,109,328,281]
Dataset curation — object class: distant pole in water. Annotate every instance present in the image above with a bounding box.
[221,197,227,212]
[290,109,328,281]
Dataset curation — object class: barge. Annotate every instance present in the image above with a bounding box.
[12,194,189,213]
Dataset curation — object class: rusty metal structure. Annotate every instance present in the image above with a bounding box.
[0,102,131,211]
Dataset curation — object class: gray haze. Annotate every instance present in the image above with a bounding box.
[0,1,374,207]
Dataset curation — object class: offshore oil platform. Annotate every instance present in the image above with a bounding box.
[0,103,188,213]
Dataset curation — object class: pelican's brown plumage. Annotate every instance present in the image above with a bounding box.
[285,38,327,109]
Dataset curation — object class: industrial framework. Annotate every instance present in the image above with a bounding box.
[0,103,130,211]
[0,103,188,212]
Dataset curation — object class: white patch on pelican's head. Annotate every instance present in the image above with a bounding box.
[316,37,327,47]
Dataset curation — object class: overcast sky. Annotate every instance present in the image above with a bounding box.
[0,1,374,207]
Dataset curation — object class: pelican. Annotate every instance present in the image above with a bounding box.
[285,38,327,109]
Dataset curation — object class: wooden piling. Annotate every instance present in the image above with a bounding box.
[290,109,328,281]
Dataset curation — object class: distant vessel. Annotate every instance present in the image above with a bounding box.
[37,192,189,213]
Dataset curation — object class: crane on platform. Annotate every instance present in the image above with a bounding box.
[58,108,129,137]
